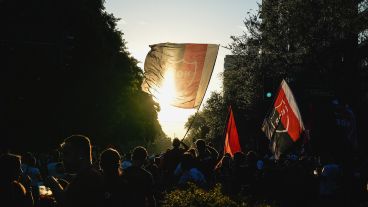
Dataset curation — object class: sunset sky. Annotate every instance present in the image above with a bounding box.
[105,0,259,138]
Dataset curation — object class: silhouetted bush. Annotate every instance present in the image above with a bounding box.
[162,183,277,207]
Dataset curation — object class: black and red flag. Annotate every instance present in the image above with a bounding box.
[142,43,219,108]
[224,106,241,157]
[262,80,304,158]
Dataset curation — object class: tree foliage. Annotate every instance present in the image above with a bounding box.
[0,0,164,152]
[227,0,366,152]
[185,0,367,152]
[228,0,364,102]
[184,92,227,149]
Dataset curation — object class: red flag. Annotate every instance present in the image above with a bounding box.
[224,106,241,157]
[142,43,219,108]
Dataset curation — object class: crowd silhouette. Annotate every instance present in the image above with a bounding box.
[1,134,367,207]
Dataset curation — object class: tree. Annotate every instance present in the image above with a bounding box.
[228,0,364,102]
[0,0,164,152]
[187,0,366,154]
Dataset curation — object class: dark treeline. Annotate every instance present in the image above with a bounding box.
[0,0,167,152]
[185,0,368,159]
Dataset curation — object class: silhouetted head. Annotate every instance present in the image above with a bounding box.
[0,153,22,183]
[172,138,180,148]
[224,153,231,158]
[100,148,121,175]
[195,139,206,153]
[132,146,148,166]
[233,151,245,166]
[60,135,92,173]
[181,152,195,171]
[22,152,36,167]
[246,151,257,163]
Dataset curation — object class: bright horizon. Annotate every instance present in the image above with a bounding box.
[105,0,259,139]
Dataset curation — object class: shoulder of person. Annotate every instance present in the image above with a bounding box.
[77,166,104,183]
[190,168,202,175]
[170,148,183,155]
[47,162,57,168]
[141,167,154,182]
[124,165,137,172]
[90,166,103,175]
[11,181,27,196]
[187,168,205,182]
[180,149,189,155]
[32,167,41,174]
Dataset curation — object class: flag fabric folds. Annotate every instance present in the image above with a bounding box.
[142,43,219,108]
[224,106,241,157]
[262,80,304,158]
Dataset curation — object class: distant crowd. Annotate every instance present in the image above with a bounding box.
[1,135,367,207]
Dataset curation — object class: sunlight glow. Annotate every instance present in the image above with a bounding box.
[153,68,177,106]
[158,105,196,139]
[106,0,258,139]
[153,68,196,139]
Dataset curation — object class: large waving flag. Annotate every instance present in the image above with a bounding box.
[262,80,304,158]
[224,106,241,157]
[142,43,219,108]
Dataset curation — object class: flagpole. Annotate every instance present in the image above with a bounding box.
[262,79,284,139]
[181,101,203,141]
[222,105,232,139]
[263,79,284,158]
[211,104,232,168]
[220,105,232,157]
[270,115,282,158]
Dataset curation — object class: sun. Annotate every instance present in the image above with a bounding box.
[154,68,177,106]
[152,69,196,139]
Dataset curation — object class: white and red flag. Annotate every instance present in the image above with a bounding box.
[262,80,304,158]
[142,43,219,108]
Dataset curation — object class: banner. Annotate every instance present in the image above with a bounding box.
[224,106,241,157]
[262,80,304,158]
[142,43,219,108]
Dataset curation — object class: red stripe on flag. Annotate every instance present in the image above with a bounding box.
[274,88,302,142]
[175,44,208,106]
